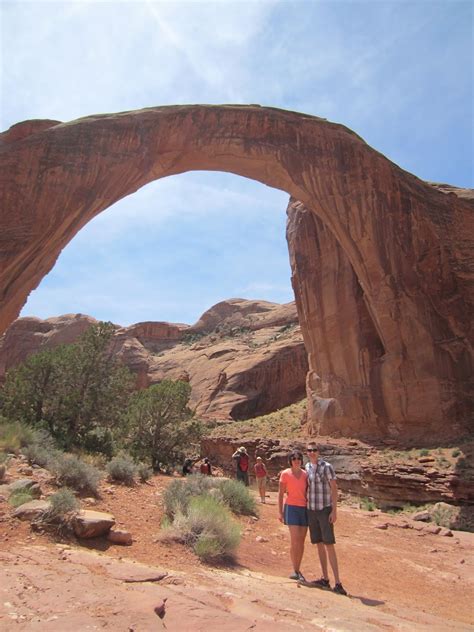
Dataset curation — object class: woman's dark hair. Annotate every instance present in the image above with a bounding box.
[288,450,304,466]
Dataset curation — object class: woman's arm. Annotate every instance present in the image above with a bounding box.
[278,480,286,522]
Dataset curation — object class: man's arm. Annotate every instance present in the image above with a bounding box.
[329,479,338,523]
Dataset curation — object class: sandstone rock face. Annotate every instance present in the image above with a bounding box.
[287,191,474,442]
[0,313,99,380]
[0,105,472,441]
[0,300,308,420]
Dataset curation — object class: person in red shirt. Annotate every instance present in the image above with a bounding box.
[278,450,308,582]
[254,456,267,503]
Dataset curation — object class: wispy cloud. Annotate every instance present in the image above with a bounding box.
[2,0,471,325]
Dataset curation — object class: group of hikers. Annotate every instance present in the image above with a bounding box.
[183,441,346,595]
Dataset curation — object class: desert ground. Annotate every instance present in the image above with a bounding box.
[1,465,473,632]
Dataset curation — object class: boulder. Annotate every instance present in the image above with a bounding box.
[13,499,51,521]
[107,529,133,545]
[9,479,42,498]
[73,510,115,538]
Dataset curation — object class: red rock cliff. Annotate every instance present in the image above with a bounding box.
[0,105,472,441]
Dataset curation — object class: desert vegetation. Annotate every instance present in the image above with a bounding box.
[0,322,200,473]
[159,474,256,560]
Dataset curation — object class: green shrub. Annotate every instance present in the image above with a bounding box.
[137,462,153,482]
[0,419,36,453]
[9,489,34,508]
[359,497,376,512]
[50,454,102,494]
[452,449,461,458]
[219,479,257,516]
[107,455,137,485]
[163,495,241,561]
[22,443,54,468]
[47,488,79,517]
[420,449,430,457]
[163,475,217,518]
[0,451,10,465]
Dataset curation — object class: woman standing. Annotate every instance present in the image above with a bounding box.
[278,450,308,581]
[254,456,267,503]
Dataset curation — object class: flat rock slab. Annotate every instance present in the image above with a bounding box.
[1,544,467,632]
[9,479,42,497]
[13,500,51,521]
[72,509,115,538]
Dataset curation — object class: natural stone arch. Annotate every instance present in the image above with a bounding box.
[0,105,472,441]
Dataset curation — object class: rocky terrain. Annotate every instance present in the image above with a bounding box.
[0,299,308,420]
[0,456,473,631]
[203,434,474,523]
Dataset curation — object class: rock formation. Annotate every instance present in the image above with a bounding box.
[0,300,308,420]
[0,105,472,441]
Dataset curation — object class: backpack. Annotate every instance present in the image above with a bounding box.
[239,453,249,472]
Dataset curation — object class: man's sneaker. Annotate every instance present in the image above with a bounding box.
[333,582,348,596]
[309,577,331,590]
[289,571,306,581]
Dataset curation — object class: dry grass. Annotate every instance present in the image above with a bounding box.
[208,399,307,440]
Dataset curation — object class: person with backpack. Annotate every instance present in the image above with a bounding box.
[232,446,250,486]
[200,457,212,476]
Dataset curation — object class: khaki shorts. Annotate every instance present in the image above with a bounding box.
[308,506,335,544]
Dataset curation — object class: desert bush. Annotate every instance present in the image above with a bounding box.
[359,497,376,512]
[137,463,153,482]
[9,488,34,508]
[50,454,102,495]
[162,495,241,561]
[0,451,9,465]
[419,448,431,457]
[452,449,461,458]
[0,419,36,453]
[106,454,137,485]
[163,475,220,518]
[219,479,257,516]
[47,488,79,517]
[431,503,457,528]
[33,488,79,534]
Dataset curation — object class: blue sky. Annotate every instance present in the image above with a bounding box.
[2,0,472,326]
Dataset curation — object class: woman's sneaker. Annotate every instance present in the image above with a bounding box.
[289,571,306,581]
[309,577,331,590]
[333,582,348,596]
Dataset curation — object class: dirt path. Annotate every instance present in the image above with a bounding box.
[1,473,473,630]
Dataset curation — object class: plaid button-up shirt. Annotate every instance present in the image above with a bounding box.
[305,459,336,510]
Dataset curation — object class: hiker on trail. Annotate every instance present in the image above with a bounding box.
[254,456,267,503]
[200,457,212,476]
[182,458,194,476]
[278,450,308,582]
[232,446,250,486]
[304,442,347,595]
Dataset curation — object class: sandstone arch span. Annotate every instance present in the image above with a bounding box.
[0,105,472,441]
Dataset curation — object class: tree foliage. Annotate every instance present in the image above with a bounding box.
[126,380,200,470]
[0,322,134,452]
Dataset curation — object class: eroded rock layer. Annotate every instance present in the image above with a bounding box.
[0,105,472,441]
[0,300,307,420]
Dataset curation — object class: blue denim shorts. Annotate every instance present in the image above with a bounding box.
[284,504,308,527]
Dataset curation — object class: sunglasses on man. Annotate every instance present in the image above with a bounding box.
[307,448,319,452]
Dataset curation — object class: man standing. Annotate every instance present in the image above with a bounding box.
[304,442,347,595]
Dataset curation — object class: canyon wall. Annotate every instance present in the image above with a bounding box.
[0,300,307,420]
[0,105,472,441]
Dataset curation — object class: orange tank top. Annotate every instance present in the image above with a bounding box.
[279,468,307,507]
